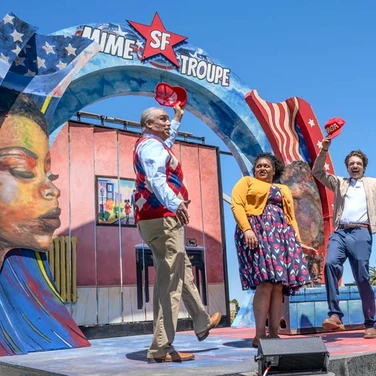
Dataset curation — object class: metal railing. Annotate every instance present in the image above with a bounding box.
[74,111,206,144]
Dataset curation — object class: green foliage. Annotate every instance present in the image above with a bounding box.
[370,266,376,286]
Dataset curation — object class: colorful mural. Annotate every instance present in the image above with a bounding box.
[0,10,335,356]
[0,13,99,355]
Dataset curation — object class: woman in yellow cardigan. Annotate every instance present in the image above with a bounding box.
[231,152,312,348]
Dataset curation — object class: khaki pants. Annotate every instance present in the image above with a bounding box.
[137,216,210,358]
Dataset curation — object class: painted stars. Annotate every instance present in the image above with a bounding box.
[0,53,9,64]
[12,45,22,55]
[37,57,46,69]
[127,12,187,68]
[56,60,67,70]
[308,119,315,127]
[10,29,23,43]
[42,42,55,55]
[65,43,77,56]
[3,14,14,25]
[14,56,25,66]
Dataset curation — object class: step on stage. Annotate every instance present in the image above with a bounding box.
[0,327,375,376]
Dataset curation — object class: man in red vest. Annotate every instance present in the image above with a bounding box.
[133,103,221,363]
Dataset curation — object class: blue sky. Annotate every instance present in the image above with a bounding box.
[2,1,376,304]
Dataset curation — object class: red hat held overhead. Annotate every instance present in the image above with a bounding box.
[324,117,346,139]
[155,82,187,107]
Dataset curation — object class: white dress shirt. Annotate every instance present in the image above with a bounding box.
[340,178,369,224]
[137,119,182,213]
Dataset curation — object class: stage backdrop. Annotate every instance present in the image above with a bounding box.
[50,121,226,326]
[0,11,338,344]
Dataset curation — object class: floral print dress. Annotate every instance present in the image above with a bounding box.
[235,185,310,295]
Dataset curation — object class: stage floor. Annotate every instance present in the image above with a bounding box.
[0,327,375,376]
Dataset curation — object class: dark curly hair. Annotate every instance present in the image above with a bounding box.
[0,86,48,136]
[345,150,368,172]
[252,152,285,182]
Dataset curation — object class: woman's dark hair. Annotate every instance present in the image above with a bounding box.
[345,150,368,172]
[252,152,285,182]
[0,86,48,136]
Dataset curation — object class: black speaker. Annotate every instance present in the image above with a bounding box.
[255,337,329,375]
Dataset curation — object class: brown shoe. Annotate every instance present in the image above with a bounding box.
[252,338,259,348]
[196,312,221,341]
[148,351,195,363]
[364,328,376,339]
[322,315,345,331]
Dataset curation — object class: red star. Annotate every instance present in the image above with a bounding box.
[128,13,187,68]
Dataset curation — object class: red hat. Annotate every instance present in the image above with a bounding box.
[155,82,187,107]
[324,117,346,139]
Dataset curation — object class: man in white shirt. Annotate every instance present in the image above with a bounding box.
[133,104,220,363]
[312,136,376,339]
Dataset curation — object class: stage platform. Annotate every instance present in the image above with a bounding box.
[0,327,375,376]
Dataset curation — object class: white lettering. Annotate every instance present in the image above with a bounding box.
[149,30,171,50]
[123,39,135,59]
[160,33,171,51]
[150,30,161,48]
[187,57,198,77]
[196,60,207,80]
[179,55,189,74]
[206,64,216,83]
[79,26,231,87]
[222,68,230,86]
[81,26,136,61]
[104,34,124,57]
[82,26,107,51]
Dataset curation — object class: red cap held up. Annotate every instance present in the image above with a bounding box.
[324,117,346,139]
[155,82,187,107]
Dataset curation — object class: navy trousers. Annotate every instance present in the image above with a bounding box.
[324,228,375,328]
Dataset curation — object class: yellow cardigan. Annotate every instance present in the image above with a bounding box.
[231,176,301,240]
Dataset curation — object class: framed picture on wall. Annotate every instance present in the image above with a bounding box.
[96,176,136,227]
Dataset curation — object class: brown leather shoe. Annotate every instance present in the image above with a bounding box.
[147,351,195,363]
[196,312,221,341]
[322,315,345,331]
[364,327,376,339]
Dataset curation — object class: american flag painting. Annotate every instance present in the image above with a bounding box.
[0,13,37,86]
[245,89,335,283]
[0,12,100,124]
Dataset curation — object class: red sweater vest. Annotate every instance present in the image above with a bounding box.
[133,136,188,222]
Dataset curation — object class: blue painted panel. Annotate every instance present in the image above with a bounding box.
[297,302,315,329]
[348,300,364,325]
[289,303,298,330]
[0,250,90,356]
[314,301,328,327]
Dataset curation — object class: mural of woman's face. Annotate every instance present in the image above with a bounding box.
[0,114,61,257]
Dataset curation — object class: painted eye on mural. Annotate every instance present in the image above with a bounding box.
[47,172,59,182]
[9,168,35,179]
